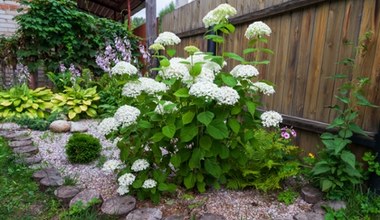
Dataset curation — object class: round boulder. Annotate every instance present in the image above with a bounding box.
[69,189,102,208]
[101,196,136,215]
[49,120,71,133]
[126,208,162,220]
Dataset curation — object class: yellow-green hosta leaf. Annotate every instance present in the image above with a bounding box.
[54,94,66,102]
[32,103,39,109]
[73,106,82,113]
[83,100,92,105]
[67,101,75,105]
[68,111,76,120]
[15,106,24,112]
[21,96,28,101]
[37,110,44,118]
[92,95,100,101]
[86,108,97,118]
[43,102,53,109]
[13,99,21,106]
[1,100,12,106]
[79,105,88,111]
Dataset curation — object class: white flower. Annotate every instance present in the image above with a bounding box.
[154,32,181,46]
[131,159,149,172]
[202,3,237,28]
[158,59,190,81]
[231,64,259,79]
[111,61,138,76]
[215,86,240,105]
[139,77,168,95]
[260,111,283,127]
[122,77,168,98]
[189,81,219,101]
[98,117,119,136]
[114,105,141,128]
[122,81,142,98]
[102,159,123,173]
[154,101,177,115]
[194,68,215,83]
[118,173,136,186]
[188,52,222,73]
[142,179,157,189]
[250,82,275,96]
[245,21,272,39]
[117,185,129,195]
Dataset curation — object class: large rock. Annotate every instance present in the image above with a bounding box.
[70,122,88,133]
[313,200,346,214]
[39,175,64,191]
[16,154,42,165]
[13,145,39,156]
[101,196,136,215]
[293,212,324,220]
[300,185,322,204]
[199,213,226,220]
[164,216,185,220]
[33,168,61,181]
[69,189,102,208]
[55,186,81,206]
[0,122,21,131]
[9,139,33,148]
[126,208,162,220]
[49,120,71,133]
[2,131,30,140]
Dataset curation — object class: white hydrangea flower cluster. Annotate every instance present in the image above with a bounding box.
[245,21,272,39]
[154,101,178,115]
[117,172,135,195]
[159,59,191,82]
[215,86,240,105]
[260,111,283,127]
[189,81,219,101]
[114,105,141,128]
[202,3,237,28]
[230,64,259,79]
[142,179,157,189]
[250,82,275,96]
[122,77,168,98]
[98,117,118,136]
[102,159,124,173]
[111,61,138,76]
[189,82,240,105]
[194,68,215,83]
[188,52,223,73]
[154,32,181,46]
[131,159,150,172]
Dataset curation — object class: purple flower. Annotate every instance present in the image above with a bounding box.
[291,129,297,137]
[60,63,67,73]
[281,132,290,139]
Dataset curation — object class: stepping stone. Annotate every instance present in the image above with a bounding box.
[126,208,162,220]
[16,154,42,165]
[199,213,226,220]
[0,122,21,131]
[9,139,33,148]
[49,120,71,133]
[12,136,32,142]
[69,189,102,208]
[33,168,61,181]
[40,175,64,191]
[293,212,324,220]
[70,122,88,133]
[101,196,136,215]
[55,186,81,206]
[164,216,185,220]
[301,185,322,204]
[13,145,39,156]
[2,131,30,140]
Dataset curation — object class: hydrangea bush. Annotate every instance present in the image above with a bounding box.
[99,4,294,203]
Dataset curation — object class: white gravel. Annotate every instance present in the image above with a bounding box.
[23,119,312,219]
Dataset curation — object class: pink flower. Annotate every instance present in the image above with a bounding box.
[281,132,290,139]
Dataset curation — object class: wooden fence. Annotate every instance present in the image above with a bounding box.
[162,0,380,153]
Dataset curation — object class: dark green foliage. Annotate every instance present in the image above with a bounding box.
[7,111,62,131]
[277,189,299,205]
[65,133,102,164]
[1,0,139,74]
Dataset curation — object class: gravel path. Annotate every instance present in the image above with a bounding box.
[24,120,311,219]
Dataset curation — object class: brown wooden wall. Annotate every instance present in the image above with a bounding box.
[162,0,380,153]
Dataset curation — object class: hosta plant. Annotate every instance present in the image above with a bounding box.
[99,4,289,203]
[52,85,100,120]
[0,84,53,119]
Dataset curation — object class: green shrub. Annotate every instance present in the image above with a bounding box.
[65,133,101,164]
